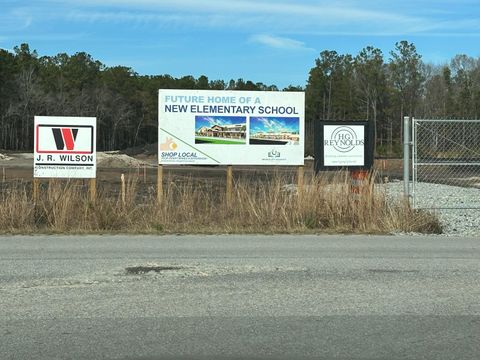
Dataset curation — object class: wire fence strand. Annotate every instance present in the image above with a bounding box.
[412,119,480,209]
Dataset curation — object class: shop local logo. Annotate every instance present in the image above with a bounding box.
[324,126,364,153]
[160,137,178,151]
[160,137,206,161]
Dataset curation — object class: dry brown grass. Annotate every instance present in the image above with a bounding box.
[0,172,442,234]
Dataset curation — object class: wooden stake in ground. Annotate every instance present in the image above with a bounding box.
[226,165,233,207]
[32,178,40,202]
[121,173,126,206]
[89,178,96,204]
[143,165,147,184]
[297,165,304,195]
[157,165,163,205]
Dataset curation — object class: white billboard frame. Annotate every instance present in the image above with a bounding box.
[158,90,305,166]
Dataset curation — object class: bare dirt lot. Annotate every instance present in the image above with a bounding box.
[0,150,403,183]
[0,150,309,202]
[0,151,407,202]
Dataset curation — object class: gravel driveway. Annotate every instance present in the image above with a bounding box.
[383,181,480,237]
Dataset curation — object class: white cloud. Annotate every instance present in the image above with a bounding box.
[204,117,227,126]
[64,9,266,31]
[257,117,284,130]
[250,34,314,51]
[45,0,427,35]
[204,117,219,126]
[19,0,480,36]
[67,10,166,24]
[59,0,414,24]
[0,7,34,32]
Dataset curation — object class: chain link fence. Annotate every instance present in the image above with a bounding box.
[412,119,480,209]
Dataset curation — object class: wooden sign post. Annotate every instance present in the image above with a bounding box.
[226,165,233,207]
[157,165,163,205]
[120,173,126,206]
[297,165,304,195]
[32,179,40,202]
[89,178,96,204]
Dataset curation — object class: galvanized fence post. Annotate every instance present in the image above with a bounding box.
[403,116,410,202]
[411,117,416,208]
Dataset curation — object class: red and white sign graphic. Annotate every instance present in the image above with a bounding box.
[35,125,94,154]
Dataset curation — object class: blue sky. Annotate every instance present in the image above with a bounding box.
[195,116,246,130]
[1,0,480,88]
[250,117,299,134]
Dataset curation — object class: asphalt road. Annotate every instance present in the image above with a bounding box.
[1,234,480,360]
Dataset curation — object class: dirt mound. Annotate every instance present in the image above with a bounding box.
[97,151,150,168]
[0,153,12,161]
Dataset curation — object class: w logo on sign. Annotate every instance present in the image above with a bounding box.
[36,123,94,154]
[51,128,78,151]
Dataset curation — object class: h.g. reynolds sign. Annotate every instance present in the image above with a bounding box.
[314,121,373,172]
[323,125,365,166]
[324,126,365,153]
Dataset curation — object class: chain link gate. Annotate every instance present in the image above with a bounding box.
[411,119,480,209]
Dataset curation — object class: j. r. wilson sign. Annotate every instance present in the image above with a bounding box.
[34,116,97,178]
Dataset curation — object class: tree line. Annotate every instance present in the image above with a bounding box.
[1,41,480,155]
[305,41,480,155]
[0,43,285,152]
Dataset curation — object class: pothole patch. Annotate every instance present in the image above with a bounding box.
[4,264,308,290]
[125,265,184,275]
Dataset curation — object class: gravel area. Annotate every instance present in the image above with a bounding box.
[382,180,480,237]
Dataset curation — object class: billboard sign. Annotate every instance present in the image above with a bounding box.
[158,90,305,165]
[34,116,96,178]
[315,121,373,171]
